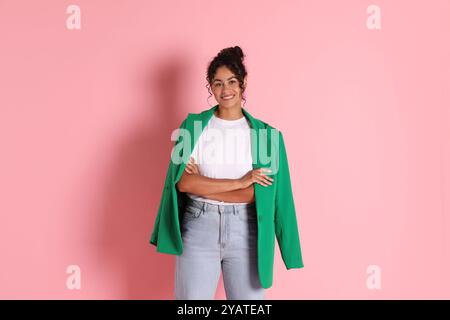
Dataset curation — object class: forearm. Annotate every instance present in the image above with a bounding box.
[204,185,255,203]
[176,172,242,196]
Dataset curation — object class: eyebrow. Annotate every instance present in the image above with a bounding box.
[212,76,237,83]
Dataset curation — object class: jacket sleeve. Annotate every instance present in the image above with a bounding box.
[149,117,188,247]
[274,131,304,269]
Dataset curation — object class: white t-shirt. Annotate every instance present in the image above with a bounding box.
[186,113,253,205]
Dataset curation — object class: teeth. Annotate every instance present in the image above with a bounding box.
[222,95,234,99]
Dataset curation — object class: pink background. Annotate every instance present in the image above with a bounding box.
[0,0,449,299]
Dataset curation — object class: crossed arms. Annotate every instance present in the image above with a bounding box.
[176,158,273,203]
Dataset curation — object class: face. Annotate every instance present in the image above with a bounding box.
[210,66,247,108]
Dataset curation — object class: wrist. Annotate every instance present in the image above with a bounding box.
[235,179,244,190]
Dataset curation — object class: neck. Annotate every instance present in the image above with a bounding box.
[215,103,244,120]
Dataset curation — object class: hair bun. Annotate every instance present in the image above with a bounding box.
[233,46,244,60]
[219,46,245,60]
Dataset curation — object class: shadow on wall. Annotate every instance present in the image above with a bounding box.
[94,55,191,299]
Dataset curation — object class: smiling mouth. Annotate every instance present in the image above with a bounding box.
[221,95,234,100]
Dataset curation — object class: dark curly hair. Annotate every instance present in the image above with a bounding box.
[205,46,248,107]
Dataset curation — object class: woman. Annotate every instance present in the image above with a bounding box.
[150,46,304,300]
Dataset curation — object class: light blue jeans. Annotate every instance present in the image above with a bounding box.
[175,198,265,300]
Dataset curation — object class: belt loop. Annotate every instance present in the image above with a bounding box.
[233,205,237,215]
[202,201,206,214]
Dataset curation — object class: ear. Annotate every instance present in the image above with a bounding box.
[243,76,248,88]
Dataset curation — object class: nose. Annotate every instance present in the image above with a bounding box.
[223,81,234,90]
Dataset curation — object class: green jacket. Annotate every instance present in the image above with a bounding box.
[149,104,304,289]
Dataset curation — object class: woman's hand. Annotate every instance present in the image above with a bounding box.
[184,157,200,175]
[239,168,273,188]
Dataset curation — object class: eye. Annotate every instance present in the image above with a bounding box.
[214,83,222,87]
